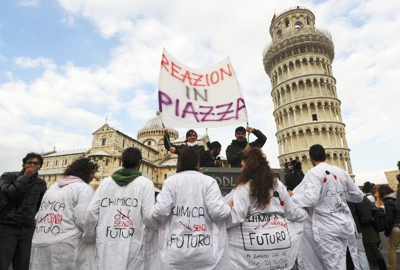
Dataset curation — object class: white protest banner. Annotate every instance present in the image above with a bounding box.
[158,49,248,128]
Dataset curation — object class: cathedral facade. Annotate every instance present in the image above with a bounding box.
[39,113,208,189]
[263,7,353,174]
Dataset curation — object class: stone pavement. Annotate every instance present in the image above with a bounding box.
[379,232,400,270]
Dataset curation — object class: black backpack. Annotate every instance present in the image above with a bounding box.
[365,197,388,232]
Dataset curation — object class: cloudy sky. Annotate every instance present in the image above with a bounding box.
[0,0,399,185]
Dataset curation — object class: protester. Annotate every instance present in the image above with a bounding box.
[363,181,377,205]
[347,197,386,270]
[30,158,98,270]
[164,129,205,157]
[226,148,307,270]
[396,161,400,212]
[200,141,222,167]
[291,144,364,269]
[226,126,266,167]
[152,147,231,270]
[377,185,400,270]
[355,197,387,270]
[285,160,305,191]
[84,147,158,270]
[0,152,47,270]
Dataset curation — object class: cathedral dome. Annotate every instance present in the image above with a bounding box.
[137,112,178,141]
[142,111,164,129]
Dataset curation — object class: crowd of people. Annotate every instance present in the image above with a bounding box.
[0,126,399,270]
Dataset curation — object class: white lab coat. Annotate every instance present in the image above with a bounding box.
[292,162,364,270]
[84,175,158,270]
[30,179,95,270]
[225,180,307,270]
[152,170,231,270]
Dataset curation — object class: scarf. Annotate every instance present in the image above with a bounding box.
[111,168,142,186]
[187,141,198,147]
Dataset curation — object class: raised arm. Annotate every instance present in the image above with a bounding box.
[249,128,267,148]
[163,132,172,151]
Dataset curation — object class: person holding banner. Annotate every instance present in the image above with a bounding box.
[200,141,222,167]
[152,147,231,270]
[226,126,266,167]
[225,148,307,270]
[164,129,205,158]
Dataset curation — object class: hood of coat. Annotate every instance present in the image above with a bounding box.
[384,192,397,201]
[57,175,85,187]
[111,168,142,186]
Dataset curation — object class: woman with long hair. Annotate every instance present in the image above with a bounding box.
[153,147,231,269]
[226,148,307,270]
[30,158,98,270]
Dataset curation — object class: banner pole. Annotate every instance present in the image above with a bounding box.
[246,121,250,146]
[162,122,172,148]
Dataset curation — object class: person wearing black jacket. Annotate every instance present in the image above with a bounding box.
[0,153,47,270]
[164,129,205,161]
[396,161,400,212]
[226,126,266,168]
[285,160,304,191]
[378,185,400,270]
[348,197,386,270]
[347,198,372,270]
[200,141,222,167]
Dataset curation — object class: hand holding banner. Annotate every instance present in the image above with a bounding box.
[158,49,248,128]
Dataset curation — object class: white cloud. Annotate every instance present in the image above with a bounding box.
[128,89,157,120]
[19,0,39,7]
[15,57,56,69]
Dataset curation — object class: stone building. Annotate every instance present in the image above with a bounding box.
[263,6,353,173]
[39,112,209,189]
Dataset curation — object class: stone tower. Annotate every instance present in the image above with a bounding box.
[263,7,353,174]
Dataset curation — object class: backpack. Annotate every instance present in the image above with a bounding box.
[365,198,388,232]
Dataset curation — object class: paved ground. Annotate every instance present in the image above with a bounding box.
[379,232,400,270]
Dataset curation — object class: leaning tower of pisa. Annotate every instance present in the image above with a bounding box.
[263,7,353,174]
